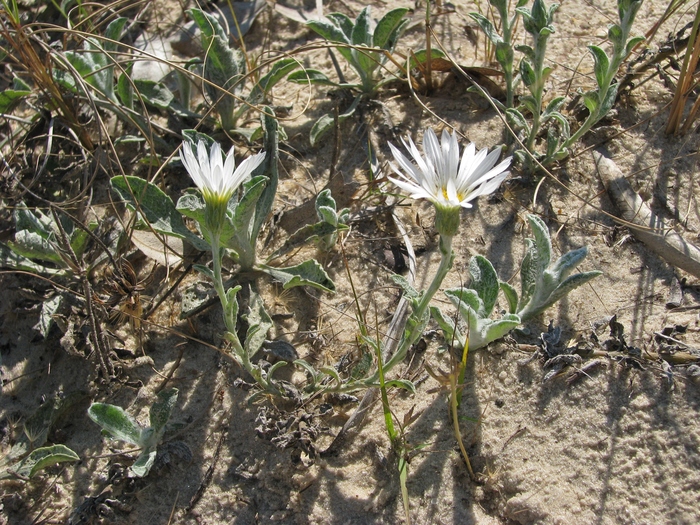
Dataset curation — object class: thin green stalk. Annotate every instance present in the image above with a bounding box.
[525,33,549,152]
[398,453,411,524]
[341,233,453,391]
[379,234,454,378]
[456,333,470,406]
[210,233,270,391]
[376,340,397,442]
[562,0,642,148]
[495,0,518,110]
[372,292,397,440]
[374,302,410,524]
[209,235,233,332]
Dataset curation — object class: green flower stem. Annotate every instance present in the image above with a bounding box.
[224,328,269,390]
[525,33,549,152]
[376,340,397,443]
[210,232,270,391]
[209,234,233,332]
[494,1,517,111]
[373,234,454,380]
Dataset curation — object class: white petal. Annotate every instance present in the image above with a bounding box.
[455,142,476,183]
[457,144,488,187]
[444,130,460,183]
[196,141,211,187]
[223,145,237,188]
[182,141,205,190]
[465,157,512,192]
[388,176,434,201]
[232,151,266,188]
[404,135,436,184]
[423,128,443,178]
[461,147,501,188]
[466,171,509,201]
[445,177,459,206]
[389,144,426,185]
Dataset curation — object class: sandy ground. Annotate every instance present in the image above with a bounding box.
[2,0,700,524]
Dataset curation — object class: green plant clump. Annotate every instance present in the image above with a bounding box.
[432,214,602,352]
[88,388,179,477]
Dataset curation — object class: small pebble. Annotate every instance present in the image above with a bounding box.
[687,364,700,383]
[262,340,299,362]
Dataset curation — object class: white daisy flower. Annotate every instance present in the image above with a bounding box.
[181,140,266,205]
[388,128,511,211]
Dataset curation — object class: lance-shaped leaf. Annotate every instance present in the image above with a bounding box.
[468,255,500,317]
[373,8,409,51]
[131,449,157,478]
[35,293,65,339]
[516,215,602,320]
[392,274,421,310]
[598,83,618,117]
[8,231,63,266]
[132,79,175,110]
[442,287,521,350]
[189,8,246,130]
[288,68,340,87]
[295,359,320,389]
[149,388,179,437]
[112,176,208,251]
[224,285,242,335]
[14,206,52,238]
[248,59,300,104]
[431,305,465,350]
[384,379,416,393]
[582,90,599,114]
[351,8,378,75]
[625,36,645,58]
[87,403,141,445]
[307,17,354,66]
[499,281,519,314]
[231,176,268,240]
[506,108,530,135]
[244,290,272,360]
[11,445,79,479]
[519,58,537,87]
[540,270,602,314]
[0,87,31,113]
[259,260,336,293]
[469,13,503,46]
[588,45,610,90]
[253,108,279,243]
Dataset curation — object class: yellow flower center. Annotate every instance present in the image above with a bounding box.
[441,187,465,202]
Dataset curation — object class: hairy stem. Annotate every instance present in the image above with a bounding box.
[378,234,454,378]
[525,33,549,152]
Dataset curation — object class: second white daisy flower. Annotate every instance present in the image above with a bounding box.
[388,128,511,211]
[181,140,266,206]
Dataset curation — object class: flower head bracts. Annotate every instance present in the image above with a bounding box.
[388,128,511,211]
[181,140,266,206]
